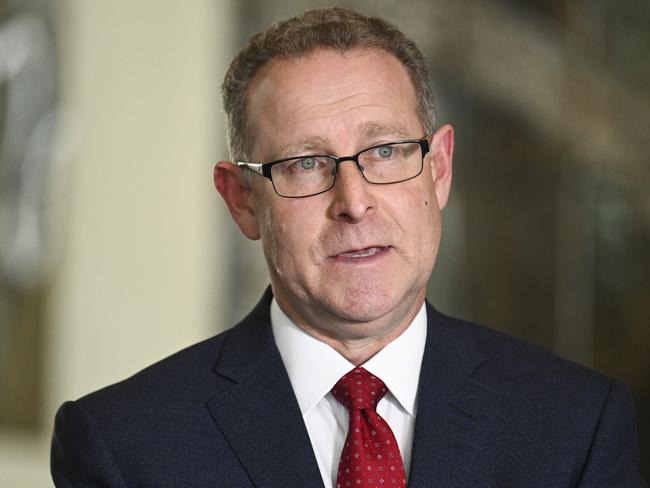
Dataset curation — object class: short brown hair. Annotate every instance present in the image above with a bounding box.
[222,7,436,161]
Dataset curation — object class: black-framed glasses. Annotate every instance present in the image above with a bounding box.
[234,138,430,198]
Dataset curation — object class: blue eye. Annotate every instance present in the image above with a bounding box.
[300,158,316,170]
[377,146,393,158]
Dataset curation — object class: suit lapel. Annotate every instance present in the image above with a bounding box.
[205,292,500,487]
[408,305,501,488]
[206,289,324,488]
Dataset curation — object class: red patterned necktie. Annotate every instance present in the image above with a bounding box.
[331,367,407,487]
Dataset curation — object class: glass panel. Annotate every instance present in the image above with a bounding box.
[271,156,336,197]
[359,142,423,183]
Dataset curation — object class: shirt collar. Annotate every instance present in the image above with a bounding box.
[271,298,427,417]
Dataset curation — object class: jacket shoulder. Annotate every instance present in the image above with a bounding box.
[441,311,607,382]
[76,329,232,414]
[426,310,643,485]
[426,307,615,410]
[77,288,276,410]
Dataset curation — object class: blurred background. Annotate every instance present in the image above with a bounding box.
[0,0,647,485]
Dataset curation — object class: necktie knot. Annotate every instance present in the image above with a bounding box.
[331,367,387,411]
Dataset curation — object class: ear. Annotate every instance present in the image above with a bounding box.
[213,161,261,240]
[428,124,454,210]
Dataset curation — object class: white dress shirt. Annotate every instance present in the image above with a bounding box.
[271,299,427,488]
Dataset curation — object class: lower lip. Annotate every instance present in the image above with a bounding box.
[331,246,391,264]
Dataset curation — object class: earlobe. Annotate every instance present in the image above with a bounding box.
[428,124,454,209]
[213,162,261,240]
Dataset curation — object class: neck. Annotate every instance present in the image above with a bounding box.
[274,288,425,365]
[297,319,413,365]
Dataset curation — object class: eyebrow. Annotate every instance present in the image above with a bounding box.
[269,122,414,161]
[272,136,330,160]
[360,121,411,140]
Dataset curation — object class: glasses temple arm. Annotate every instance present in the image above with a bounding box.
[235,161,265,175]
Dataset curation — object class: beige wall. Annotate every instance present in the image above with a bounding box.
[0,1,234,485]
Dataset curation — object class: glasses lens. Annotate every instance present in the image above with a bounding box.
[270,156,336,197]
[358,142,423,184]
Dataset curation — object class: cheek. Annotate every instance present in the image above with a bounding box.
[258,203,321,274]
[403,186,440,257]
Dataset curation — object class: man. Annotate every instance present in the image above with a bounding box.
[51,8,644,487]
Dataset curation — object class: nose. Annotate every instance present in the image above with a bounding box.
[327,160,377,223]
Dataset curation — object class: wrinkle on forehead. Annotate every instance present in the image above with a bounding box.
[272,121,414,160]
[246,48,420,160]
[254,76,407,120]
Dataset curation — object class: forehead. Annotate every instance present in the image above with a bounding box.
[246,48,422,158]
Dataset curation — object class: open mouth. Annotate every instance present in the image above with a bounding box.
[335,246,389,259]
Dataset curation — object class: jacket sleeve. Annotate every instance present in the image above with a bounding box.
[51,400,128,488]
[577,379,647,488]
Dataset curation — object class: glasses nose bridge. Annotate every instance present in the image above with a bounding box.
[333,154,363,174]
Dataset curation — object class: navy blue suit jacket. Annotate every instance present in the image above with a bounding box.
[51,289,645,487]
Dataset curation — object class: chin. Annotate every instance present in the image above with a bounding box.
[324,283,408,323]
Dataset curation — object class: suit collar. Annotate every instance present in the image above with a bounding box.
[211,287,276,383]
[207,288,325,487]
[271,296,427,417]
[408,303,501,487]
[208,290,501,487]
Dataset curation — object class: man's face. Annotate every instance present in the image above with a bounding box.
[219,48,453,342]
